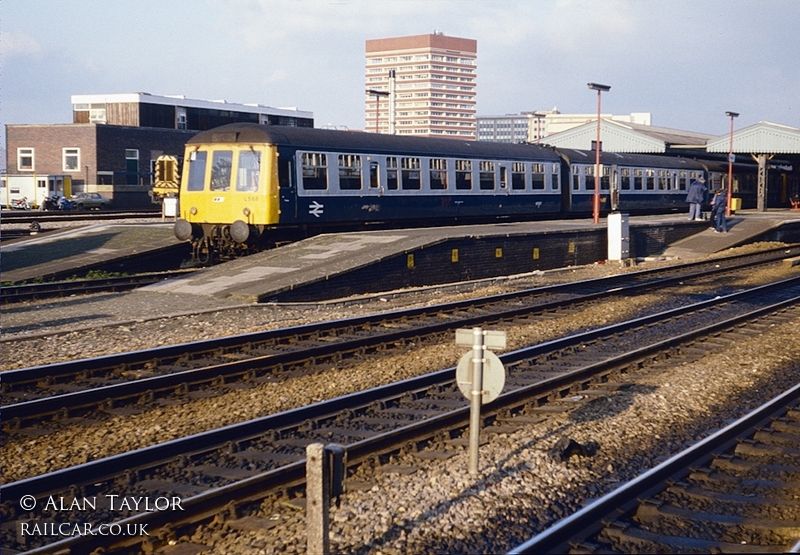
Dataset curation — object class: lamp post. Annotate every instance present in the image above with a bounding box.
[533,111,545,145]
[725,111,739,217]
[588,83,610,224]
[367,89,389,134]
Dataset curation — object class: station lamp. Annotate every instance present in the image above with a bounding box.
[367,89,390,134]
[588,83,611,224]
[725,111,739,217]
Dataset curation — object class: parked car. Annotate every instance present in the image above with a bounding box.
[70,192,112,210]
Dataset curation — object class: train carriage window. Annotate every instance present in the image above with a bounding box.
[645,169,655,190]
[236,150,260,192]
[430,158,448,190]
[387,157,398,190]
[401,157,421,190]
[530,163,544,190]
[601,166,610,190]
[678,171,688,191]
[572,165,581,190]
[585,165,595,190]
[633,169,643,190]
[338,154,362,190]
[512,162,527,190]
[210,151,233,191]
[479,161,495,190]
[187,150,208,191]
[301,152,328,190]
[455,159,472,190]
[551,164,560,190]
[369,160,380,189]
[657,169,670,190]
[620,168,631,190]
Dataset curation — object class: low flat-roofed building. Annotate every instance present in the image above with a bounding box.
[5,93,315,208]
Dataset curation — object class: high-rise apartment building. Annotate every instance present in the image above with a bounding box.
[365,32,477,139]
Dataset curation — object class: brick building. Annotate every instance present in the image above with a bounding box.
[5,93,314,208]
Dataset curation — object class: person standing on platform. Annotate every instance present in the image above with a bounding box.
[710,189,728,233]
[685,177,707,220]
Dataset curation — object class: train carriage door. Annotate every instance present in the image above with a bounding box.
[368,158,381,194]
[499,164,509,194]
[278,150,297,221]
[611,165,619,210]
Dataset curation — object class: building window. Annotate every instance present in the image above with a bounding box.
[17,148,34,171]
[63,148,80,172]
[90,104,107,124]
[126,149,140,185]
[177,108,187,130]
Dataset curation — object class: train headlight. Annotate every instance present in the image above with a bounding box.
[243,207,251,217]
[190,206,198,215]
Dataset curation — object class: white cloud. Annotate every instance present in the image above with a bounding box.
[1,31,43,58]
[262,68,289,84]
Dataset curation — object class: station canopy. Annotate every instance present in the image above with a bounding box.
[543,120,715,153]
[706,121,800,154]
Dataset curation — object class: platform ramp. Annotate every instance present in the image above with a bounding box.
[142,230,434,302]
[662,213,800,258]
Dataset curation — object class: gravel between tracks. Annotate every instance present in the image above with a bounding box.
[4,242,800,553]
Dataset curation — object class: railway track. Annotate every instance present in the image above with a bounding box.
[0,270,196,304]
[4,246,799,433]
[0,210,161,225]
[4,273,800,554]
[509,379,800,554]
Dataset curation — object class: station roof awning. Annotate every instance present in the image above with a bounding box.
[706,121,800,154]
[543,119,715,153]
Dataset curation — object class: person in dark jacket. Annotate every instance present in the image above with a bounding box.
[710,189,728,233]
[685,177,707,220]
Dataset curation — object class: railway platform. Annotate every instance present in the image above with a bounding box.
[1,223,187,284]
[141,210,800,303]
[6,211,800,303]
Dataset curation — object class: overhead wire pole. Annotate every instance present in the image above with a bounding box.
[725,111,739,217]
[588,83,610,224]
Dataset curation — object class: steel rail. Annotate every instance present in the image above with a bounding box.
[4,247,798,426]
[0,210,161,224]
[507,382,800,554]
[0,270,196,304]
[5,277,800,501]
[10,285,800,555]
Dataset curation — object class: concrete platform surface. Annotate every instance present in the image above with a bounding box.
[2,223,182,283]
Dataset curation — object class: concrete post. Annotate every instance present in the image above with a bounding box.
[306,443,330,555]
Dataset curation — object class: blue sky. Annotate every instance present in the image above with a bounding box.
[2,0,799,143]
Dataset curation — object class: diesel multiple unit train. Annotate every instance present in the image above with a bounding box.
[171,123,787,264]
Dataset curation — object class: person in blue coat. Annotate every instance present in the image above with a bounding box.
[685,177,707,220]
[710,189,728,233]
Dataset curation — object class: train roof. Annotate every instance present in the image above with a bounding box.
[555,147,708,170]
[187,123,562,161]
